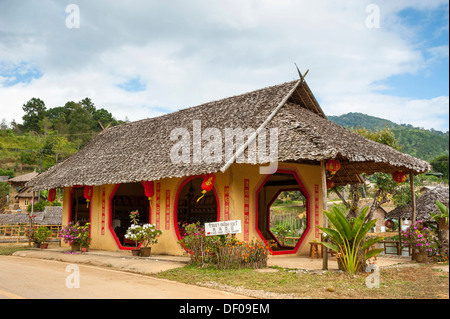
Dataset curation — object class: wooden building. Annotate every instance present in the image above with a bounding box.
[26,79,430,256]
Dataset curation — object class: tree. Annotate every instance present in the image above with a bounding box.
[67,104,94,146]
[341,126,407,221]
[430,154,449,182]
[22,98,47,133]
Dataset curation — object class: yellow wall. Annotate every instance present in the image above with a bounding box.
[61,162,325,256]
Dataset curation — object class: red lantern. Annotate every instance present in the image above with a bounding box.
[47,189,56,202]
[385,220,395,229]
[143,181,154,204]
[392,170,407,184]
[197,173,216,202]
[326,179,335,189]
[47,189,56,211]
[326,159,341,177]
[84,186,93,208]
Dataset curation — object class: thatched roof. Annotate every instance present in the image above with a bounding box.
[26,79,430,190]
[8,172,38,184]
[0,206,63,225]
[388,186,449,222]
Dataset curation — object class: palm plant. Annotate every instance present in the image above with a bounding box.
[430,200,449,226]
[319,205,384,274]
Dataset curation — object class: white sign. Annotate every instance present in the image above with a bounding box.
[205,220,242,236]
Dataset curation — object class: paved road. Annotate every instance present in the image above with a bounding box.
[0,256,249,299]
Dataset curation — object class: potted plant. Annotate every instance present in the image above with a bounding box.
[319,206,384,274]
[60,221,82,252]
[125,224,144,256]
[34,226,52,249]
[430,200,449,231]
[79,223,91,252]
[139,224,162,257]
[401,220,439,262]
[125,210,141,256]
[25,226,39,248]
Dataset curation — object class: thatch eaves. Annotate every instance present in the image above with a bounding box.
[26,79,430,190]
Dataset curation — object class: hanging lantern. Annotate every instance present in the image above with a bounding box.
[84,186,93,208]
[392,170,407,184]
[197,173,216,202]
[326,179,335,189]
[47,189,56,211]
[143,181,154,207]
[326,159,341,178]
[385,219,395,229]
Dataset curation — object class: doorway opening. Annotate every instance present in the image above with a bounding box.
[109,182,150,249]
[256,170,310,255]
[69,187,90,226]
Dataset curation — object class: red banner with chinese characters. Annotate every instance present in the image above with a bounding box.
[165,190,170,230]
[156,183,161,230]
[314,184,320,238]
[244,179,249,241]
[224,186,230,221]
[101,188,106,235]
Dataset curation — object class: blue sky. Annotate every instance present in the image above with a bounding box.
[379,6,449,100]
[0,0,448,132]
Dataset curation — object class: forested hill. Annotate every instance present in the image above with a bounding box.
[328,112,449,162]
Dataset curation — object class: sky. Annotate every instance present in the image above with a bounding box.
[0,0,449,132]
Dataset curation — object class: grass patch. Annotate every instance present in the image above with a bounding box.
[0,245,30,255]
[153,263,449,299]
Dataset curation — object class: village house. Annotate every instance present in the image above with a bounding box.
[7,172,40,212]
[26,78,430,256]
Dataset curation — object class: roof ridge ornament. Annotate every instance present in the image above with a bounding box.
[295,63,309,83]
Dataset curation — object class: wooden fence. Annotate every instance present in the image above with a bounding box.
[0,225,62,243]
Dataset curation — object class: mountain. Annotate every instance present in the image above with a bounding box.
[328,112,449,162]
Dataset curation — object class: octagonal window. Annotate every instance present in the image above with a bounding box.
[256,170,310,254]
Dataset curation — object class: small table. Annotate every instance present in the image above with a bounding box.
[309,242,323,259]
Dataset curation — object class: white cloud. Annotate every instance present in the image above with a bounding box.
[0,0,448,132]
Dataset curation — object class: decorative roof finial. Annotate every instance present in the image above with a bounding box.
[295,63,309,82]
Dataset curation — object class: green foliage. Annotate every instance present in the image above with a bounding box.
[0,181,11,212]
[329,112,449,162]
[34,226,52,244]
[27,200,61,213]
[1,96,126,174]
[430,155,449,181]
[22,98,47,134]
[319,206,384,275]
[430,200,449,226]
[178,222,269,269]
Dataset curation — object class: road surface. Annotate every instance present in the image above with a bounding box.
[0,256,249,299]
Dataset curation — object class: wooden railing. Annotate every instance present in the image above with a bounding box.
[0,225,62,243]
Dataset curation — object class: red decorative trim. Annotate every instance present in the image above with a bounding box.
[156,183,161,230]
[254,168,311,255]
[101,187,106,236]
[314,184,320,238]
[173,175,221,243]
[224,186,230,221]
[244,179,250,242]
[165,190,170,230]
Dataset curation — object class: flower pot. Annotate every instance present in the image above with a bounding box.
[71,242,81,252]
[414,251,428,263]
[40,243,48,249]
[81,247,89,252]
[131,249,141,257]
[140,247,152,257]
[438,218,449,230]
